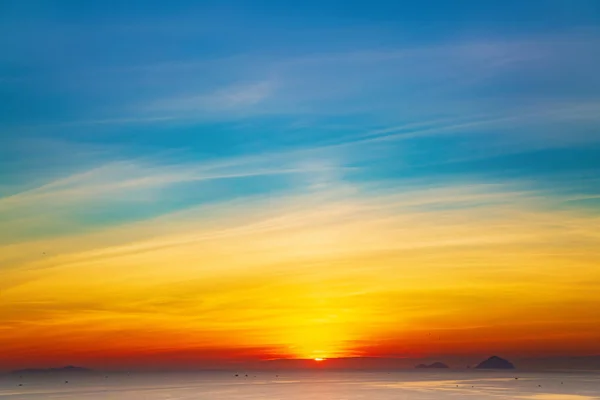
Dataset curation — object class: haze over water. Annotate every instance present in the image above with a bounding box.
[2,371,600,400]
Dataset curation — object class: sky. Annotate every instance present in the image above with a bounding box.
[1,0,600,371]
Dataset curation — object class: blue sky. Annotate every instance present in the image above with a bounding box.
[1,0,600,235]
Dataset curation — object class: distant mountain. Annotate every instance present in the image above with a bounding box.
[475,356,515,369]
[11,366,91,375]
[415,362,449,369]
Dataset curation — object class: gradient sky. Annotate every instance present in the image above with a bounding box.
[1,0,600,371]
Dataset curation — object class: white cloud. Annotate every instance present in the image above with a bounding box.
[142,80,275,115]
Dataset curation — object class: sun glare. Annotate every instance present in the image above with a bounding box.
[314,358,325,362]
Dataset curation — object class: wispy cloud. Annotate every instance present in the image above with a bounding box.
[354,101,600,145]
[0,145,358,251]
[141,80,276,115]
[1,172,599,361]
[10,32,599,149]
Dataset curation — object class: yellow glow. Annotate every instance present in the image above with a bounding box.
[1,181,599,369]
[314,358,325,362]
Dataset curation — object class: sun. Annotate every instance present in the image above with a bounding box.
[314,358,325,362]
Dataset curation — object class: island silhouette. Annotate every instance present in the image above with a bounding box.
[475,356,515,369]
[6,356,522,374]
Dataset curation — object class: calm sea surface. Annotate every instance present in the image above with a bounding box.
[1,371,599,399]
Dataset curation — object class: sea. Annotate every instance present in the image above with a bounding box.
[1,370,599,399]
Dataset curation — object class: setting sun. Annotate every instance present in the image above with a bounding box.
[314,358,325,362]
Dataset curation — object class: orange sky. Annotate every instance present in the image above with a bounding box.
[2,180,599,371]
